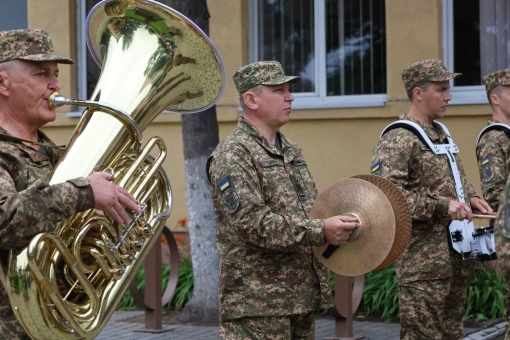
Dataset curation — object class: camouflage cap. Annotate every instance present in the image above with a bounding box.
[402,59,461,92]
[483,69,510,93]
[232,61,301,96]
[0,29,74,65]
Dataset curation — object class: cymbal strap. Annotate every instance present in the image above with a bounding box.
[322,244,340,259]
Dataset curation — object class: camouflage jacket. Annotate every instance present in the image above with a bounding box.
[476,119,510,213]
[495,175,510,281]
[0,127,95,339]
[207,118,332,321]
[372,113,478,285]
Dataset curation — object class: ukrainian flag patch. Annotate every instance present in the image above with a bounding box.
[217,175,242,215]
[371,162,380,172]
[482,157,490,165]
[219,177,230,191]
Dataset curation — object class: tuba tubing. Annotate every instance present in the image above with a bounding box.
[5,0,225,339]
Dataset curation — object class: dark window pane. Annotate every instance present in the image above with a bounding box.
[452,0,481,86]
[326,0,386,95]
[0,0,27,30]
[257,0,315,93]
[479,0,510,78]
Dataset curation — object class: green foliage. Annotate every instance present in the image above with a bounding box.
[329,263,506,322]
[358,265,399,321]
[116,258,194,310]
[165,257,194,309]
[464,263,505,321]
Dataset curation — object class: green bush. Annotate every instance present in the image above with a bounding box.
[330,263,506,322]
[358,265,399,321]
[465,263,505,321]
[116,258,194,310]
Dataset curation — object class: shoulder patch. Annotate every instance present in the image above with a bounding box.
[371,161,382,176]
[481,155,494,183]
[223,188,241,214]
[218,176,231,192]
[217,175,242,215]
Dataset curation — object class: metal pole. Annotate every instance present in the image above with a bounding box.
[130,226,180,334]
[324,274,365,340]
[144,240,162,329]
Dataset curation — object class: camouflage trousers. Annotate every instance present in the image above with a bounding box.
[399,276,469,340]
[218,312,315,340]
[496,227,510,340]
[0,315,31,340]
[503,280,510,340]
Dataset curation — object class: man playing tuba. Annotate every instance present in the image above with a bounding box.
[0,29,140,339]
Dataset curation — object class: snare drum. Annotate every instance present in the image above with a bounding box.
[471,226,497,261]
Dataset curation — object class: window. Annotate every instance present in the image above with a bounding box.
[72,0,102,117]
[249,0,387,109]
[0,0,27,31]
[443,0,510,105]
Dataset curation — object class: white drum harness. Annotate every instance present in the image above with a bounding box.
[381,120,495,261]
[476,122,510,145]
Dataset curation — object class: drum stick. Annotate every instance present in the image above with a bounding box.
[472,214,497,220]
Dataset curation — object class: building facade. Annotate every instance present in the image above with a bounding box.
[0,0,501,230]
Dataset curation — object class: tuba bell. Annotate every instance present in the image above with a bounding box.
[5,0,225,339]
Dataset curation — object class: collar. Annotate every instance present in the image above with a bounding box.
[0,126,60,163]
[399,113,449,143]
[237,117,299,162]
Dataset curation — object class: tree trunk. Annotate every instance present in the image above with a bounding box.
[160,0,220,323]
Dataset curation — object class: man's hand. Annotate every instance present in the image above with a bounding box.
[448,200,473,222]
[469,196,493,215]
[88,172,141,224]
[324,215,360,246]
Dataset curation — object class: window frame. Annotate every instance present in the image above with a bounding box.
[441,0,487,105]
[247,0,387,109]
[67,0,89,118]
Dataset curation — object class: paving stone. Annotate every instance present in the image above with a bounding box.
[95,311,499,339]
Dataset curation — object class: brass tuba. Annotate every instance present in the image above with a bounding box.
[5,0,225,339]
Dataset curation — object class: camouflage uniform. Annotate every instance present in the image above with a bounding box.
[207,61,331,339]
[479,69,510,340]
[476,119,510,212]
[0,29,74,64]
[372,59,478,340]
[0,30,93,339]
[0,127,95,339]
[219,312,315,340]
[496,176,510,339]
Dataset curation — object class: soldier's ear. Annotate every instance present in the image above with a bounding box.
[489,93,500,106]
[0,70,9,97]
[412,87,423,102]
[243,91,259,110]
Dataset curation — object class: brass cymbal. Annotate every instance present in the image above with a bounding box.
[310,178,395,276]
[352,175,411,270]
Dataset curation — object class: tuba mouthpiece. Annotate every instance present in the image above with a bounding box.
[48,92,70,109]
